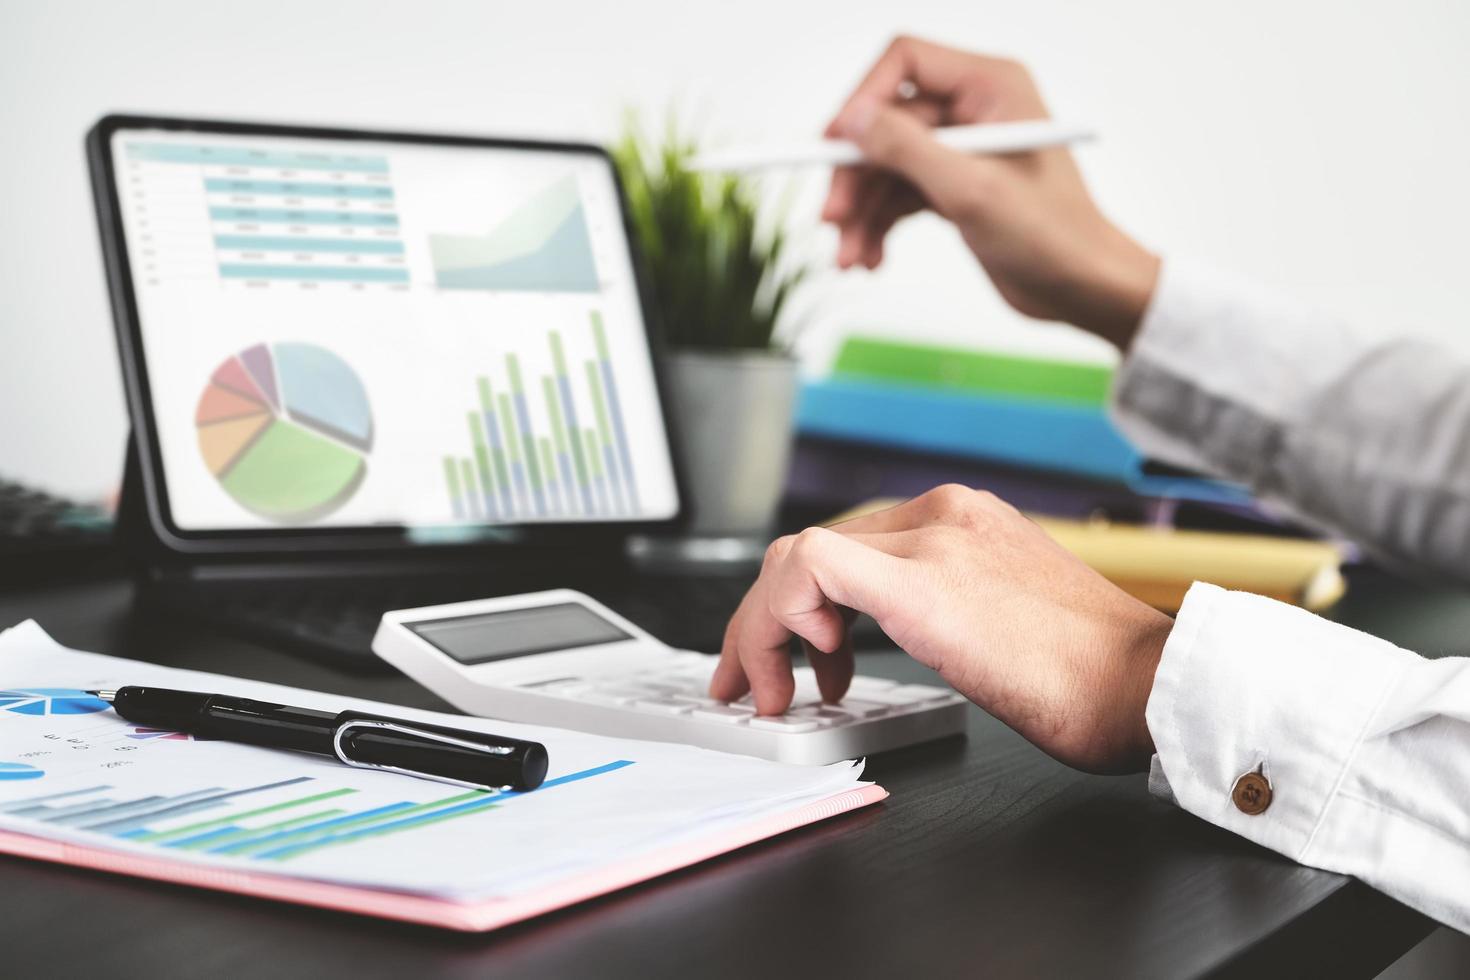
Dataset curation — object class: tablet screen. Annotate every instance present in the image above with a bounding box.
[107,127,679,533]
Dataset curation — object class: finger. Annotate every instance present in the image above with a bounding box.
[804,631,855,704]
[856,184,925,268]
[838,102,1006,221]
[739,528,907,715]
[710,588,756,702]
[835,36,987,126]
[836,172,899,267]
[822,165,863,224]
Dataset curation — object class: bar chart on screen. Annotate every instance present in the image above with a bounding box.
[444,310,640,523]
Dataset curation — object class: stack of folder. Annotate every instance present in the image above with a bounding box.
[828,500,1347,614]
[800,338,1348,611]
[795,336,1250,505]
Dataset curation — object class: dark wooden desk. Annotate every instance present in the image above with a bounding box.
[1,568,1461,979]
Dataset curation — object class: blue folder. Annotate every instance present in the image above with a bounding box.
[796,377,1251,506]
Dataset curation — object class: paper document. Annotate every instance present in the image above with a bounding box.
[0,621,878,918]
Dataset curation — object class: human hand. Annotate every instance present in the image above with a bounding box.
[822,36,1160,349]
[708,486,1174,774]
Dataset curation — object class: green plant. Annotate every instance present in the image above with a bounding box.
[612,118,806,351]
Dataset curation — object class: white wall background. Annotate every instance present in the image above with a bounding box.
[4,0,1470,500]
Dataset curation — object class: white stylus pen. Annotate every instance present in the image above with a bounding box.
[688,120,1095,172]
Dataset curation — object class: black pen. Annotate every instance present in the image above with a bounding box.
[91,686,548,792]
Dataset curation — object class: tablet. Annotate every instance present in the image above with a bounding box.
[88,116,683,553]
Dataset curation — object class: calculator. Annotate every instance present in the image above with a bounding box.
[372,590,968,765]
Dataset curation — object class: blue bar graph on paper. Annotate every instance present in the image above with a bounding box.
[2,762,637,867]
[210,206,399,227]
[255,797,504,861]
[214,235,405,255]
[498,760,634,799]
[205,177,394,199]
[49,794,175,825]
[207,801,419,855]
[87,778,312,835]
[163,825,245,849]
[0,786,110,813]
[254,761,636,861]
[218,264,408,284]
[128,142,389,173]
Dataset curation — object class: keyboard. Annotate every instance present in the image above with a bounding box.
[0,476,114,585]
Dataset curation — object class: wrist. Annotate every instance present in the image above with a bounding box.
[1119,609,1172,767]
[1070,227,1160,351]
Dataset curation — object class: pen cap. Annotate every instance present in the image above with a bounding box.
[334,711,549,791]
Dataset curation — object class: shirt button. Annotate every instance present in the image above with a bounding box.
[1232,771,1273,815]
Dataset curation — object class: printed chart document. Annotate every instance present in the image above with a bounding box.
[0,621,884,930]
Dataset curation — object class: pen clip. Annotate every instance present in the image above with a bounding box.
[332,718,514,792]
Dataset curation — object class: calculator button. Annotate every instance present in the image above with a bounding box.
[855,684,953,706]
[747,716,822,733]
[665,679,714,697]
[690,705,755,724]
[632,698,696,716]
[629,680,684,696]
[520,679,592,697]
[669,694,721,707]
[848,676,899,693]
[790,706,851,728]
[828,698,891,719]
[516,676,581,689]
[579,686,651,706]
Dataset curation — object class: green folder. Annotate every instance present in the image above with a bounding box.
[831,336,1113,406]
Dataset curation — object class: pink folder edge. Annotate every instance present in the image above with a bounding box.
[0,783,887,932]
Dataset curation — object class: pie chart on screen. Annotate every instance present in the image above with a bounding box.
[195,342,373,523]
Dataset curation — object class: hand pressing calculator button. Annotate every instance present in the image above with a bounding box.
[373,589,969,765]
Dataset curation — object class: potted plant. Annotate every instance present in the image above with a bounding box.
[613,120,807,564]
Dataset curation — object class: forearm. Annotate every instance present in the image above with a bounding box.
[1110,259,1470,582]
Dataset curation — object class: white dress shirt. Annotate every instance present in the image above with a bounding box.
[1109,259,1470,934]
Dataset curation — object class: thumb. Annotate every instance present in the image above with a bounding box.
[837,98,989,219]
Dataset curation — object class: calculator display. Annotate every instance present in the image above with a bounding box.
[406,603,631,664]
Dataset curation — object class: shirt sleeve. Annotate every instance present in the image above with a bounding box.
[1110,258,1470,583]
[1147,582,1470,933]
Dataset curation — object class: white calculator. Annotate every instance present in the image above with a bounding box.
[372,589,968,765]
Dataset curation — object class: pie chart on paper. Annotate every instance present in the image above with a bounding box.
[195,342,373,523]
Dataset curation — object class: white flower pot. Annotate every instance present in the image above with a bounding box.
[630,348,798,567]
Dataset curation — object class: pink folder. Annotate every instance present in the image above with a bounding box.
[0,784,887,931]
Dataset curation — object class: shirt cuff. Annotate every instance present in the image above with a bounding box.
[1144,582,1418,862]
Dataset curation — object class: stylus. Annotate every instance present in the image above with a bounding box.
[92,686,549,792]
[688,119,1095,172]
